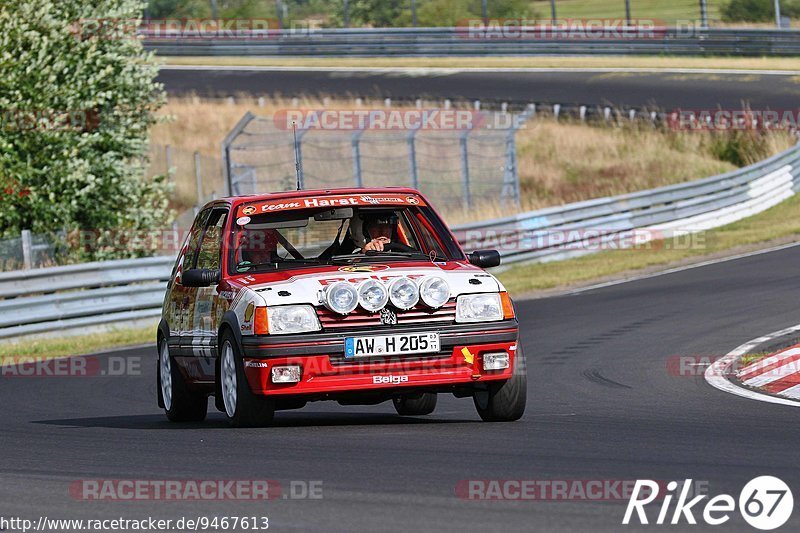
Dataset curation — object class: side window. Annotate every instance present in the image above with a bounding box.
[196,209,228,270]
[183,208,212,271]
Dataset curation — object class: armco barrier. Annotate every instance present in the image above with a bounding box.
[143,27,800,57]
[453,143,800,265]
[0,143,798,340]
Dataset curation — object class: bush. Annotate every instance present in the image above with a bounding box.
[721,0,800,21]
[0,0,171,261]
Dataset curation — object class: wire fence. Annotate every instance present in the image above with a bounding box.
[224,108,532,212]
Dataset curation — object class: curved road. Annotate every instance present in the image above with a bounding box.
[158,67,800,109]
[3,244,800,531]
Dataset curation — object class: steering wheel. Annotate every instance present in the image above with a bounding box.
[382,242,416,253]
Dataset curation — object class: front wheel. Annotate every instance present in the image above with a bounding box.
[158,339,208,422]
[473,346,527,422]
[219,332,275,428]
[393,392,437,416]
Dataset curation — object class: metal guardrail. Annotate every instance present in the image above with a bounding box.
[1,143,798,339]
[453,143,800,265]
[0,257,173,339]
[143,27,800,57]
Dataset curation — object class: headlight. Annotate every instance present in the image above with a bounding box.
[418,276,450,308]
[357,279,389,312]
[388,276,419,310]
[267,305,321,334]
[323,281,358,314]
[456,293,503,323]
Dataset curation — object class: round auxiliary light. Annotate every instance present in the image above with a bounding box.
[357,279,389,312]
[324,281,358,315]
[388,276,419,310]
[418,276,450,308]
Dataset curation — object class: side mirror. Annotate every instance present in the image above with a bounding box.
[468,249,501,268]
[181,268,220,287]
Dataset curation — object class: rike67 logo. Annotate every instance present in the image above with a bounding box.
[623,477,793,530]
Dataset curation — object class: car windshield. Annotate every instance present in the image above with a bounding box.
[229,204,463,274]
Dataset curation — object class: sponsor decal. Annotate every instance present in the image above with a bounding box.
[318,273,426,286]
[240,301,255,333]
[245,361,268,368]
[238,194,425,216]
[236,216,251,226]
[218,290,236,301]
[337,264,390,273]
[373,374,409,385]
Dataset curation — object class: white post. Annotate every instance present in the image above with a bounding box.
[21,229,32,270]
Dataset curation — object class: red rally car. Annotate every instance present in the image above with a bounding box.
[157,187,526,427]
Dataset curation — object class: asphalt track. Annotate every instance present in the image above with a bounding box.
[158,67,800,110]
[4,244,800,532]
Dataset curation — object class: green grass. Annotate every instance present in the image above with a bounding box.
[0,326,155,362]
[534,0,723,23]
[499,192,800,295]
[738,351,772,368]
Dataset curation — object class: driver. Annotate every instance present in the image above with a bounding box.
[362,212,398,252]
[236,228,279,268]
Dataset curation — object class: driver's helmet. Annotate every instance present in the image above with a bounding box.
[359,211,398,245]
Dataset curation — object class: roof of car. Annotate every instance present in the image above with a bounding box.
[205,187,425,209]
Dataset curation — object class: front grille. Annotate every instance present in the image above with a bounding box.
[316,300,456,331]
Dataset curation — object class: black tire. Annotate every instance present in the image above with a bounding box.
[219,331,275,428]
[393,392,437,416]
[158,338,208,423]
[473,346,527,422]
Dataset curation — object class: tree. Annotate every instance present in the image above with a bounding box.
[0,0,171,260]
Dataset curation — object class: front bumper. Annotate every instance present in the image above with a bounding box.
[240,320,519,396]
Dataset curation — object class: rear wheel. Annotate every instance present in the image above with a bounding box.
[219,332,275,428]
[159,339,208,422]
[393,392,437,416]
[473,346,527,422]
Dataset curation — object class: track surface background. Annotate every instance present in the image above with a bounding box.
[158,68,800,109]
[4,245,800,531]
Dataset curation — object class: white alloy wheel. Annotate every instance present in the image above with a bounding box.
[160,342,173,411]
[221,341,238,418]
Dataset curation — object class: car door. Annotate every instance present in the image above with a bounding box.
[169,208,210,357]
[186,207,228,380]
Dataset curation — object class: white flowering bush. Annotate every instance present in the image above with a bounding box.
[0,0,170,260]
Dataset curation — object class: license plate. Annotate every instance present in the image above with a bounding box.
[344,332,440,358]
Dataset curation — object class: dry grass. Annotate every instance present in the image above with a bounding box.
[149,96,796,224]
[162,55,800,72]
